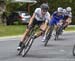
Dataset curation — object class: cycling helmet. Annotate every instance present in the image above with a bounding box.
[66,7,72,12]
[40,3,49,11]
[57,7,63,13]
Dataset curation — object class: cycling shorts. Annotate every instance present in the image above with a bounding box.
[49,19,59,26]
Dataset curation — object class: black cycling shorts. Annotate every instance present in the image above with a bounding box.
[32,19,45,27]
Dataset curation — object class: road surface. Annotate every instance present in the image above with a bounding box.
[0,32,75,61]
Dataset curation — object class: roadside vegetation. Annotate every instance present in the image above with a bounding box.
[0,25,75,37]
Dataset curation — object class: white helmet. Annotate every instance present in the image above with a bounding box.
[57,7,63,13]
[66,7,72,12]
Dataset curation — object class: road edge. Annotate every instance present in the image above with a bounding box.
[0,31,75,40]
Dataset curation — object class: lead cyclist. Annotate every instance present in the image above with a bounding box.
[17,3,51,50]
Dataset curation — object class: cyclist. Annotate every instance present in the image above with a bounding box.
[17,3,51,50]
[42,7,64,42]
[62,7,72,30]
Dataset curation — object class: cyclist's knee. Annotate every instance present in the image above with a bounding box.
[55,25,60,31]
[40,29,45,35]
[64,22,69,27]
[66,20,72,24]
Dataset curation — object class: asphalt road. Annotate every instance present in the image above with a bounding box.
[0,32,75,61]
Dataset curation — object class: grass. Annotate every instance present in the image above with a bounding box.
[0,25,75,37]
[65,26,75,31]
[0,25,26,37]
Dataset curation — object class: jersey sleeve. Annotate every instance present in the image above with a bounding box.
[45,12,51,23]
[68,12,72,18]
[34,8,40,14]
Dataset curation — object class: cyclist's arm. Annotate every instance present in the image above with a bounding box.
[28,13,35,26]
[66,17,72,23]
[65,12,72,24]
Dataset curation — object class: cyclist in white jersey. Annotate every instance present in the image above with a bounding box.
[17,3,51,50]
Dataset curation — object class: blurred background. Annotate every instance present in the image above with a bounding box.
[0,0,75,25]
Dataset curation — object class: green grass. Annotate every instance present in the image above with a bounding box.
[0,25,75,37]
[0,25,26,37]
[65,27,75,31]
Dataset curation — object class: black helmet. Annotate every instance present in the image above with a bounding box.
[40,3,49,11]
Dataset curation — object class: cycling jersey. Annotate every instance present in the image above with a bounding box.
[34,8,50,23]
[63,11,72,20]
[49,11,64,26]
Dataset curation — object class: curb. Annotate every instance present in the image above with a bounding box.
[0,35,22,40]
[68,25,75,27]
[0,31,75,40]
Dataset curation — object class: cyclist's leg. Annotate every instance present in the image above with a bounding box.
[55,20,63,35]
[63,22,68,30]
[17,19,36,50]
[32,21,47,39]
[20,29,30,44]
[18,28,32,50]
[42,25,50,42]
[63,18,72,30]
[55,20,61,34]
[42,20,54,42]
[17,29,31,50]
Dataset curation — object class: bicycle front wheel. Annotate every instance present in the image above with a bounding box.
[54,33,59,40]
[21,35,34,57]
[17,37,29,56]
[44,26,54,46]
[54,26,62,40]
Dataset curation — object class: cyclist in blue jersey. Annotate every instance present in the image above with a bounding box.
[42,7,64,42]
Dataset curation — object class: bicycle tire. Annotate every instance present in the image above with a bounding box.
[22,35,34,57]
[73,45,75,56]
[54,33,59,40]
[17,37,28,55]
[54,29,59,40]
[44,32,51,46]
[54,26,62,40]
[44,26,54,46]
